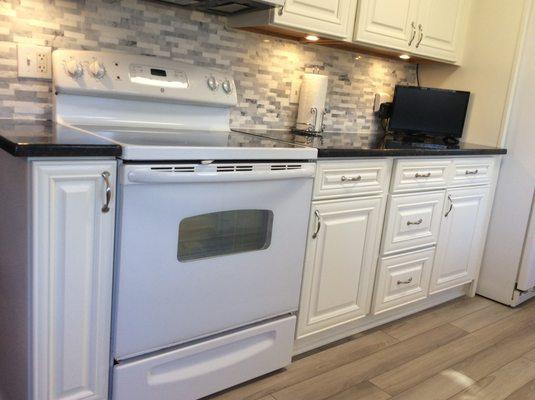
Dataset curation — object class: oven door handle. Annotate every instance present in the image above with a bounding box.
[126,168,315,184]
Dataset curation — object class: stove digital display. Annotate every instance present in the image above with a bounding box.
[150,68,167,77]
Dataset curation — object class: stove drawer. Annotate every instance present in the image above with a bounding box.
[112,316,295,400]
[314,159,391,200]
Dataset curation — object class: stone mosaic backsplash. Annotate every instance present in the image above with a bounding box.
[0,0,416,138]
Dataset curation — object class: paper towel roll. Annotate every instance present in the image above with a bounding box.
[296,73,328,133]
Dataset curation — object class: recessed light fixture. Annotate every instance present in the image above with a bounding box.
[355,55,362,60]
[399,54,411,60]
[305,35,319,42]
[263,39,270,43]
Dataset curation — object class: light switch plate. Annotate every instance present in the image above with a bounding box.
[17,44,52,79]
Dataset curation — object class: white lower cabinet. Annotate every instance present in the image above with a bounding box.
[430,186,490,293]
[297,156,500,354]
[373,248,435,314]
[296,195,385,339]
[32,161,117,400]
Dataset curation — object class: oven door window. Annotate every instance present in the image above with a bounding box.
[178,209,274,262]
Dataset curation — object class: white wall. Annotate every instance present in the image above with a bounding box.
[419,0,528,147]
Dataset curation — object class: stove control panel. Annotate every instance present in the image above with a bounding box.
[53,50,237,107]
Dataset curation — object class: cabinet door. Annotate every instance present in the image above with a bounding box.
[413,0,470,62]
[297,196,384,339]
[354,0,419,51]
[275,0,357,39]
[430,186,489,293]
[32,161,116,400]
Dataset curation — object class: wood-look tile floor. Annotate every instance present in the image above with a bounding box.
[207,295,535,400]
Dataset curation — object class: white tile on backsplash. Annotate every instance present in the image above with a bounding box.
[0,0,416,145]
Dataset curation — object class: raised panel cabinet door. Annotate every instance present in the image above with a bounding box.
[32,161,117,400]
[354,0,419,51]
[275,0,357,39]
[430,186,490,294]
[297,196,384,339]
[413,0,470,63]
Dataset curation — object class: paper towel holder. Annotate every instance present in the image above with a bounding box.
[295,107,326,135]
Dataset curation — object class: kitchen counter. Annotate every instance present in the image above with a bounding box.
[0,120,122,157]
[232,129,507,157]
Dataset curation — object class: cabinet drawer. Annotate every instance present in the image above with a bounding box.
[314,159,390,200]
[451,157,494,187]
[373,248,435,314]
[382,191,445,254]
[113,316,295,400]
[392,159,450,192]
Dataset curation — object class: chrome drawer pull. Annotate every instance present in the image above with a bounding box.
[445,194,453,217]
[407,218,423,226]
[101,171,112,213]
[465,169,479,175]
[408,21,416,46]
[416,24,424,48]
[312,210,321,239]
[414,172,431,178]
[397,277,413,285]
[341,175,362,182]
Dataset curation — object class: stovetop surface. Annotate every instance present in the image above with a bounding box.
[76,125,309,149]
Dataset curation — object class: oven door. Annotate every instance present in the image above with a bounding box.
[113,162,315,360]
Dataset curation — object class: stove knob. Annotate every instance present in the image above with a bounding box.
[65,59,83,79]
[207,76,219,91]
[222,80,232,94]
[89,60,106,79]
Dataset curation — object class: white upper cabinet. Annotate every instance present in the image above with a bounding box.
[274,0,357,39]
[354,0,471,63]
[412,0,469,62]
[32,161,116,400]
[430,186,490,293]
[353,0,418,52]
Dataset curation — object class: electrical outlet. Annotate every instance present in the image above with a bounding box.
[289,79,301,104]
[17,44,52,79]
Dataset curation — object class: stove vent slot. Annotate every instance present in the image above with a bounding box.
[150,166,195,173]
[217,165,254,172]
[270,164,303,171]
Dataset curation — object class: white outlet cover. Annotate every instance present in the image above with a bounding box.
[17,44,52,79]
[289,79,301,104]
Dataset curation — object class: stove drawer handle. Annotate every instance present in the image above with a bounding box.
[101,171,112,213]
[126,168,315,184]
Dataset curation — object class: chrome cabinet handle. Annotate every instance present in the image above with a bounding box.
[397,277,413,285]
[101,171,112,213]
[312,210,321,239]
[465,169,479,175]
[415,172,431,178]
[407,218,423,226]
[278,0,286,15]
[408,21,417,46]
[444,194,453,217]
[416,24,424,48]
[341,175,362,182]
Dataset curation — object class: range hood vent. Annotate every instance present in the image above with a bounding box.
[158,0,284,16]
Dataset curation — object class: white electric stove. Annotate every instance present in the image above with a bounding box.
[52,50,316,400]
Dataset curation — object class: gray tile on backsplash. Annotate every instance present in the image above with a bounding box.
[0,0,416,144]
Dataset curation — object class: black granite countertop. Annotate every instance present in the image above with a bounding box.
[232,129,507,157]
[0,120,122,157]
